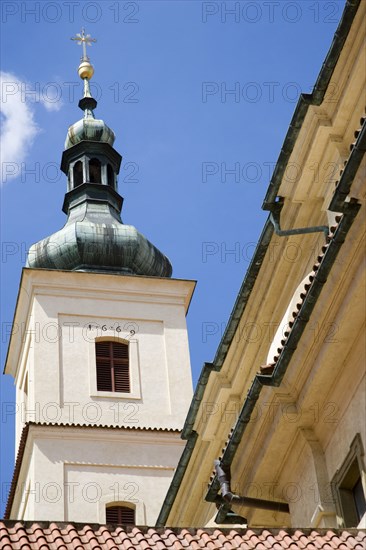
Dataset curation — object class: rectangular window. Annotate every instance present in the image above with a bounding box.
[332,434,366,527]
[96,341,130,393]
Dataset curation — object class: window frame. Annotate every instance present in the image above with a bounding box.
[331,433,366,527]
[88,157,102,184]
[89,336,141,400]
[106,504,136,524]
[98,495,145,525]
[96,340,130,393]
[72,160,84,188]
[107,163,115,188]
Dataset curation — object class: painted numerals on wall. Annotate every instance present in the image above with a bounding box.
[87,322,139,339]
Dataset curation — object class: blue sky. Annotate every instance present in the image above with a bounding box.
[0,0,345,517]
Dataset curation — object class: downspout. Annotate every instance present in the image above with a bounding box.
[214,461,289,525]
[269,209,329,238]
[206,199,361,517]
[258,199,361,388]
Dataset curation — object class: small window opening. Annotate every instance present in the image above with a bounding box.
[106,505,135,524]
[332,434,366,527]
[338,458,366,526]
[73,161,83,187]
[107,164,114,187]
[89,158,102,183]
[96,341,130,393]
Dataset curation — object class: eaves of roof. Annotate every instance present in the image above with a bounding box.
[156,219,274,527]
[4,271,197,376]
[181,218,274,440]
[4,422,180,520]
[206,199,360,503]
[156,0,363,526]
[262,0,361,210]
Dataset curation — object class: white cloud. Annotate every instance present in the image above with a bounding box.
[0,71,40,184]
[40,80,64,112]
[41,96,63,112]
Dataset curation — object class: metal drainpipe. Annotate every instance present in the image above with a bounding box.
[207,200,360,518]
[269,211,329,238]
[214,460,289,522]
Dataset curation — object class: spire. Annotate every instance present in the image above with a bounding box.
[71,28,97,115]
[64,29,114,150]
[26,29,173,278]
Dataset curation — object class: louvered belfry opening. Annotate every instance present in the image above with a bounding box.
[96,341,130,392]
[89,158,102,183]
[106,505,135,524]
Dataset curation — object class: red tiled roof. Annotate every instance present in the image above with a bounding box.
[1,522,365,549]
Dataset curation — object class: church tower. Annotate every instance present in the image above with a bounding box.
[4,30,195,524]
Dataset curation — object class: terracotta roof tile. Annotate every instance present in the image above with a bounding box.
[97,527,119,550]
[215,531,237,549]
[148,530,173,550]
[198,529,221,549]
[274,531,294,549]
[178,529,200,550]
[263,531,285,550]
[327,532,349,548]
[0,523,365,549]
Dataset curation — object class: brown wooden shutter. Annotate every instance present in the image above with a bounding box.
[113,342,130,392]
[96,342,113,391]
[106,505,135,524]
[96,341,130,393]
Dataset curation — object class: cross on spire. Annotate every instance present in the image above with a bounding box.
[71,28,97,61]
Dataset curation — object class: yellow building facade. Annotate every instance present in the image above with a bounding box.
[159,0,366,529]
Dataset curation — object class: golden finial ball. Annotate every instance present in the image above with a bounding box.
[78,61,94,80]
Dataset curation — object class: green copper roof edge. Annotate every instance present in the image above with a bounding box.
[156,431,198,527]
[329,121,366,211]
[262,0,361,210]
[160,124,364,513]
[181,362,219,440]
[205,199,360,503]
[212,219,275,370]
[156,0,361,524]
[155,218,274,526]
[181,217,274,439]
[180,217,275,440]
[205,120,365,498]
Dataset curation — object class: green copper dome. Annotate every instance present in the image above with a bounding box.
[65,75,115,149]
[26,30,172,278]
[65,116,115,149]
[26,183,173,277]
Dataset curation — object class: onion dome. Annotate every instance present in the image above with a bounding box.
[26,29,172,278]
[65,76,115,149]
